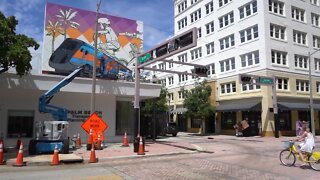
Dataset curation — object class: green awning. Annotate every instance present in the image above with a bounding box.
[216,100,261,112]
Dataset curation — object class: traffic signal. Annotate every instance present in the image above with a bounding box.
[138,27,196,67]
[194,67,208,77]
[239,74,253,84]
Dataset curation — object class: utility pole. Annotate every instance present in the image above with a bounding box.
[272,76,279,138]
[134,53,140,138]
[308,50,319,136]
[91,0,101,114]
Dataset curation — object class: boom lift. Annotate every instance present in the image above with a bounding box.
[29,67,83,155]
[29,38,132,155]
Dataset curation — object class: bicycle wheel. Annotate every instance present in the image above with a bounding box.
[308,154,320,171]
[279,150,296,166]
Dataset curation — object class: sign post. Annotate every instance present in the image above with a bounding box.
[239,74,278,137]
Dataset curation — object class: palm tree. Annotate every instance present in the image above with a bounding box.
[56,8,80,39]
[46,20,64,54]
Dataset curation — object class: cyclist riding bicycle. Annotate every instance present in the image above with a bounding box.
[295,127,315,166]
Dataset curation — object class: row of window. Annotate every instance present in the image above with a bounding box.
[167,78,320,101]
[177,0,232,14]
[271,49,320,70]
[219,78,320,95]
[177,0,256,30]
[158,49,320,88]
[178,0,320,32]
[269,0,320,28]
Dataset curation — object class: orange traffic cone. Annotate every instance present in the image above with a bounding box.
[87,129,93,150]
[122,131,129,147]
[89,143,97,163]
[51,144,60,166]
[0,141,5,165]
[96,134,102,150]
[76,133,81,148]
[14,142,24,167]
[137,136,145,155]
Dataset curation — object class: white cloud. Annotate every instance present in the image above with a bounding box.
[13,0,43,13]
[143,25,171,51]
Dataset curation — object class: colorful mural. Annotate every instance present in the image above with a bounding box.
[42,2,143,72]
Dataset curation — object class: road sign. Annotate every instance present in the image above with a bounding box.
[259,77,274,85]
[138,53,151,64]
[239,74,274,86]
[81,112,108,142]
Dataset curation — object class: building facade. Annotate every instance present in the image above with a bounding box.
[152,0,320,136]
[0,73,161,148]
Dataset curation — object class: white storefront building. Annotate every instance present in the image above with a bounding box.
[0,72,161,148]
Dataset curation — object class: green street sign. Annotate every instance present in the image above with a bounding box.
[259,77,273,84]
[138,53,151,64]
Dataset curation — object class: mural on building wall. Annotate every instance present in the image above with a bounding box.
[42,2,143,72]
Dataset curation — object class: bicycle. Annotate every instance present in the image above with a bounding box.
[279,140,320,171]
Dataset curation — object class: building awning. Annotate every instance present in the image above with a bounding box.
[216,100,261,112]
[278,102,320,111]
[171,107,188,114]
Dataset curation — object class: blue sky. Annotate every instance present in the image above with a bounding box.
[0,0,174,67]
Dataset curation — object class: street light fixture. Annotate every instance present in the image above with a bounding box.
[309,48,320,136]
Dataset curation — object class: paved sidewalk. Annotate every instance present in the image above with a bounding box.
[2,137,201,166]
[2,133,319,166]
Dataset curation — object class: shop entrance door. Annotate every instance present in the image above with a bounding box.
[242,111,261,136]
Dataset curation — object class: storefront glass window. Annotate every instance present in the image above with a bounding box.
[191,118,201,128]
[278,111,291,130]
[221,112,236,129]
[7,110,34,138]
[116,101,134,135]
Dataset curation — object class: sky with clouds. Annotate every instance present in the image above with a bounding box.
[0,0,174,72]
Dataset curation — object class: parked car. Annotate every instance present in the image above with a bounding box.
[165,122,178,136]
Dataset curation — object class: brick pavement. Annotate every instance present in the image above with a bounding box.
[1,133,320,164]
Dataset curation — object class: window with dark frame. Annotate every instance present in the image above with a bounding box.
[221,112,236,129]
[7,110,34,138]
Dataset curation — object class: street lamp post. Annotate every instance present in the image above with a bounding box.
[91,0,101,115]
[309,49,320,136]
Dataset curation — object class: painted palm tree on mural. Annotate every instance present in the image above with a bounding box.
[46,20,64,54]
[56,8,80,39]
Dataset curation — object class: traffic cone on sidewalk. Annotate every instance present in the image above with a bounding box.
[122,131,129,147]
[89,143,97,163]
[76,133,81,148]
[87,129,93,150]
[96,134,102,150]
[51,144,60,166]
[137,136,145,155]
[0,141,6,165]
[13,142,24,167]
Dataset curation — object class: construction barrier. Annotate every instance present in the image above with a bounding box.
[0,141,5,165]
[76,133,81,148]
[122,131,129,147]
[87,129,93,151]
[51,144,60,166]
[89,143,97,163]
[96,134,103,150]
[137,136,145,155]
[13,142,25,167]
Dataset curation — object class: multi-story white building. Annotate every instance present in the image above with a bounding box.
[151,0,320,136]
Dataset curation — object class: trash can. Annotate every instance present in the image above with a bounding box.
[133,137,145,153]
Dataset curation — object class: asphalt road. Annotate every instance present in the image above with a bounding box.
[0,134,319,180]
